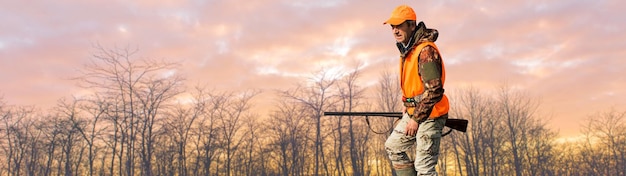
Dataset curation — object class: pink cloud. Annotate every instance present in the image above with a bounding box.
[1,0,625,137]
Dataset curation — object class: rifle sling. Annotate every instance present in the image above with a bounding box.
[365,116,394,135]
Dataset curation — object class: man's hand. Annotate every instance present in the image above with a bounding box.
[404,119,419,136]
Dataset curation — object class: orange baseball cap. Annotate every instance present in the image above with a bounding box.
[383,5,417,25]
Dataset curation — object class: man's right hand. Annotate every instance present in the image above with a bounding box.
[404,118,419,136]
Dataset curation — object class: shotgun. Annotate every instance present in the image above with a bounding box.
[324,112,468,135]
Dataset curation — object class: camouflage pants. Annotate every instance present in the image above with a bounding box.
[385,113,447,176]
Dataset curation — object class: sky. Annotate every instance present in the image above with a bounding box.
[1,0,625,138]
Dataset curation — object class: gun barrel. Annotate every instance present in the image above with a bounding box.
[323,112,402,117]
[324,111,468,133]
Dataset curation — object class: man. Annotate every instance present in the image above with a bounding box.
[383,5,449,176]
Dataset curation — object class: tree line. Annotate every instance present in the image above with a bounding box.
[0,46,624,176]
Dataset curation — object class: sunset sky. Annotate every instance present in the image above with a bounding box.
[1,0,624,138]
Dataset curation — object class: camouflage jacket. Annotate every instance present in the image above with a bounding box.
[397,22,446,122]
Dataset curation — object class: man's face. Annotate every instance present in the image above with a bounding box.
[391,21,415,45]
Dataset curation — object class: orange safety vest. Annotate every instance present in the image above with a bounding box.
[400,41,449,118]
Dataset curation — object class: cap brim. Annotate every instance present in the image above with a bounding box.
[383,18,405,25]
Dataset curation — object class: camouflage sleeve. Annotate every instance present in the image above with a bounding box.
[412,45,444,122]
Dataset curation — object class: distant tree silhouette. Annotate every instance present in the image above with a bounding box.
[580,109,626,175]
[447,85,557,176]
[76,44,183,175]
[278,69,339,176]
[1,45,625,175]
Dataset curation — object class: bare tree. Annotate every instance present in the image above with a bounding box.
[448,86,503,176]
[161,102,199,176]
[7,49,622,175]
[279,70,339,176]
[446,85,558,176]
[266,98,311,176]
[53,98,88,176]
[76,94,110,176]
[551,140,582,175]
[100,94,127,176]
[76,44,183,175]
[0,98,5,175]
[495,85,542,176]
[1,105,38,176]
[238,112,264,176]
[580,109,626,175]
[376,69,402,113]
[218,90,259,175]
[193,88,225,175]
[335,66,369,176]
[0,98,10,176]
[524,120,557,176]
[373,69,402,175]
[134,68,184,176]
